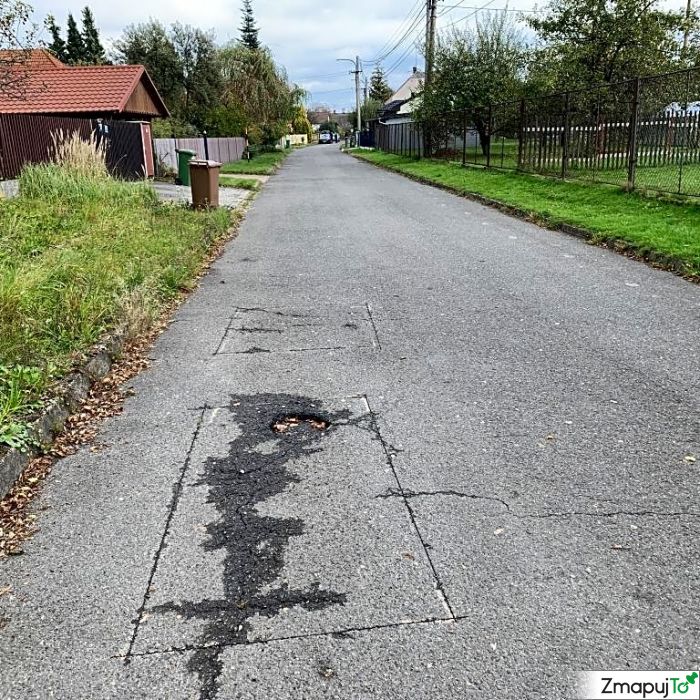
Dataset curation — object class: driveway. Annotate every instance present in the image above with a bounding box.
[1,146,698,699]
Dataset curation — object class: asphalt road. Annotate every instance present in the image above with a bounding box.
[1,145,698,699]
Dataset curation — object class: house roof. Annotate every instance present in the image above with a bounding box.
[0,49,169,117]
[378,70,425,120]
[0,48,65,70]
[385,70,424,105]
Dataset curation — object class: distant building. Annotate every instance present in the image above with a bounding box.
[378,68,424,125]
[307,109,353,132]
[664,101,700,115]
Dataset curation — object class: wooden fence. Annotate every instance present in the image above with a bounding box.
[153,137,246,174]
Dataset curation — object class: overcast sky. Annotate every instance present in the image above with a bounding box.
[26,0,678,111]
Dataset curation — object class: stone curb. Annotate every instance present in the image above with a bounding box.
[0,329,127,500]
[351,153,698,282]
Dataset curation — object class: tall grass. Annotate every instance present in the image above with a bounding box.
[0,158,231,448]
[51,129,108,178]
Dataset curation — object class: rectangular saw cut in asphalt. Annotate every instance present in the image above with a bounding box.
[131,394,448,659]
[408,498,700,669]
[215,306,377,355]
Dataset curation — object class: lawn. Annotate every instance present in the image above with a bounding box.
[433,137,700,196]
[0,164,232,449]
[219,175,261,191]
[352,150,700,277]
[221,150,289,175]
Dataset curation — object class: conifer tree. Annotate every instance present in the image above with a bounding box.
[81,7,106,64]
[240,0,260,50]
[369,65,393,102]
[65,13,85,64]
[45,15,67,62]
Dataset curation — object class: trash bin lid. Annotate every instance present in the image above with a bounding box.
[176,148,197,155]
[188,159,223,167]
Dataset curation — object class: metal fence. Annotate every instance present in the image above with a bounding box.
[153,136,246,174]
[374,66,700,197]
[0,114,149,180]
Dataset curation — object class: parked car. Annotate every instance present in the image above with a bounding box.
[319,130,333,144]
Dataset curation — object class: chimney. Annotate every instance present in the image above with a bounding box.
[413,66,417,74]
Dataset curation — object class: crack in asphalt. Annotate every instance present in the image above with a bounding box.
[365,302,382,350]
[149,393,350,700]
[234,307,307,318]
[363,396,456,620]
[232,327,284,334]
[125,407,208,662]
[376,489,699,518]
[117,615,456,659]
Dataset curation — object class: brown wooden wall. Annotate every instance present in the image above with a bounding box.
[0,114,148,180]
[123,80,165,118]
[0,114,92,180]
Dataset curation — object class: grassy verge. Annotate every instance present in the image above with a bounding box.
[221,150,289,175]
[0,164,232,448]
[219,176,261,191]
[352,151,700,278]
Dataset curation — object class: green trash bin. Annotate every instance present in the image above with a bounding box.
[175,149,196,186]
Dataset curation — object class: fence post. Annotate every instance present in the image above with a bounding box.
[561,91,570,178]
[0,117,5,180]
[678,68,691,195]
[626,78,641,191]
[462,109,467,166]
[517,98,526,169]
[486,104,492,168]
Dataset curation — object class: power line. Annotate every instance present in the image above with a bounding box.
[437,0,500,30]
[440,4,543,10]
[368,1,427,65]
[368,0,425,63]
[309,87,355,95]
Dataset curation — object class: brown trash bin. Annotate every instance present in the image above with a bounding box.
[188,159,222,209]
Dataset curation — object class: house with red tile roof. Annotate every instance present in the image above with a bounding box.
[0,50,171,179]
[0,49,169,120]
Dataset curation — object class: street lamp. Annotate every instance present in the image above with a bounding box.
[337,56,361,146]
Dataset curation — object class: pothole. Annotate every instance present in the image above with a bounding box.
[271,414,330,434]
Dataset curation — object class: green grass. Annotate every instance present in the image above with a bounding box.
[0,164,232,448]
[437,138,700,196]
[221,150,289,175]
[353,150,700,277]
[219,176,261,191]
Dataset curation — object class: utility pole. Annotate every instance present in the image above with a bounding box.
[355,55,362,137]
[682,0,693,59]
[424,0,439,156]
[337,56,363,145]
[425,0,438,87]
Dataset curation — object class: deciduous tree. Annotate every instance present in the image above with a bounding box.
[527,0,686,90]
[115,20,183,110]
[0,0,36,97]
[418,13,526,152]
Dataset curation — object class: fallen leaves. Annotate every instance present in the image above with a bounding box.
[271,415,329,434]
[0,324,161,558]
